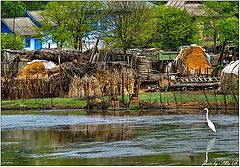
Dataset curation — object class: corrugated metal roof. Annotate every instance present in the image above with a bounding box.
[166,1,204,16]
[184,3,205,16]
[2,17,38,36]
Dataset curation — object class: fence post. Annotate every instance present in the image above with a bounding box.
[58,55,63,98]
[203,89,209,106]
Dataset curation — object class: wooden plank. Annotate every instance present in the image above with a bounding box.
[169,82,220,88]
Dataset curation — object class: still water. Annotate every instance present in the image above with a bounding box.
[1,110,239,166]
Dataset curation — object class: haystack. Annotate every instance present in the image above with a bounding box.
[175,45,212,75]
[220,60,239,94]
[17,60,57,79]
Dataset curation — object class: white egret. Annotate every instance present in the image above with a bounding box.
[204,108,216,133]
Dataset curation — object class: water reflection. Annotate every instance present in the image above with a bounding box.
[1,113,239,166]
[2,123,135,145]
[202,137,216,165]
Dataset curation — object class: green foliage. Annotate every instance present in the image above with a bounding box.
[218,17,239,46]
[1,1,25,18]
[200,1,239,47]
[152,6,197,49]
[40,2,71,47]
[203,1,239,18]
[1,33,24,50]
[104,1,155,51]
[40,1,103,50]
[23,1,48,10]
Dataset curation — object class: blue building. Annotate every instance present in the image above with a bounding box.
[24,11,57,49]
[1,17,42,50]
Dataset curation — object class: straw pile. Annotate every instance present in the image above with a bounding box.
[176,46,212,75]
[68,62,135,98]
[17,62,48,79]
[13,61,135,99]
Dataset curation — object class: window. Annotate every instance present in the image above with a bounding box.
[25,39,30,47]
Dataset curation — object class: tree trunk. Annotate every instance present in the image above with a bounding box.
[217,41,227,66]
[74,37,77,49]
[213,32,217,53]
[79,36,83,52]
[123,48,127,63]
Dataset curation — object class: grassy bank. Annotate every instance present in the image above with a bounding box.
[1,91,238,110]
[1,98,87,109]
[1,109,87,115]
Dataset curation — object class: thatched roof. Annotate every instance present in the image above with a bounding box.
[2,17,38,36]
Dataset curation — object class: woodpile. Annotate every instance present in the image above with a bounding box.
[137,56,152,80]
[27,48,89,64]
[175,45,212,75]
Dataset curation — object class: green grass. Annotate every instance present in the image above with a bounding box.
[1,91,238,110]
[1,98,87,109]
[138,91,236,104]
[1,109,87,115]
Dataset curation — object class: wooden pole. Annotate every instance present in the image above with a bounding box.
[223,91,228,114]
[122,73,124,101]
[173,92,177,107]
[213,88,218,112]
[58,55,63,98]
[203,89,209,106]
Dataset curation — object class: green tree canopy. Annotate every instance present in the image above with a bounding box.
[104,1,155,53]
[40,1,102,50]
[40,2,71,48]
[1,33,24,50]
[200,1,239,46]
[152,6,197,50]
[1,1,25,18]
[218,17,239,45]
[201,1,239,65]
[23,1,48,10]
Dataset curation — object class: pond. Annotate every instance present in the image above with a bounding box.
[1,110,239,166]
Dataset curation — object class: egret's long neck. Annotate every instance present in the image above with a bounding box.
[206,110,209,120]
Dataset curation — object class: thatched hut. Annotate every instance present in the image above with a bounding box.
[175,45,212,76]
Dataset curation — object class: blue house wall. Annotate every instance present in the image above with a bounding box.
[24,37,42,51]
[1,20,42,50]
